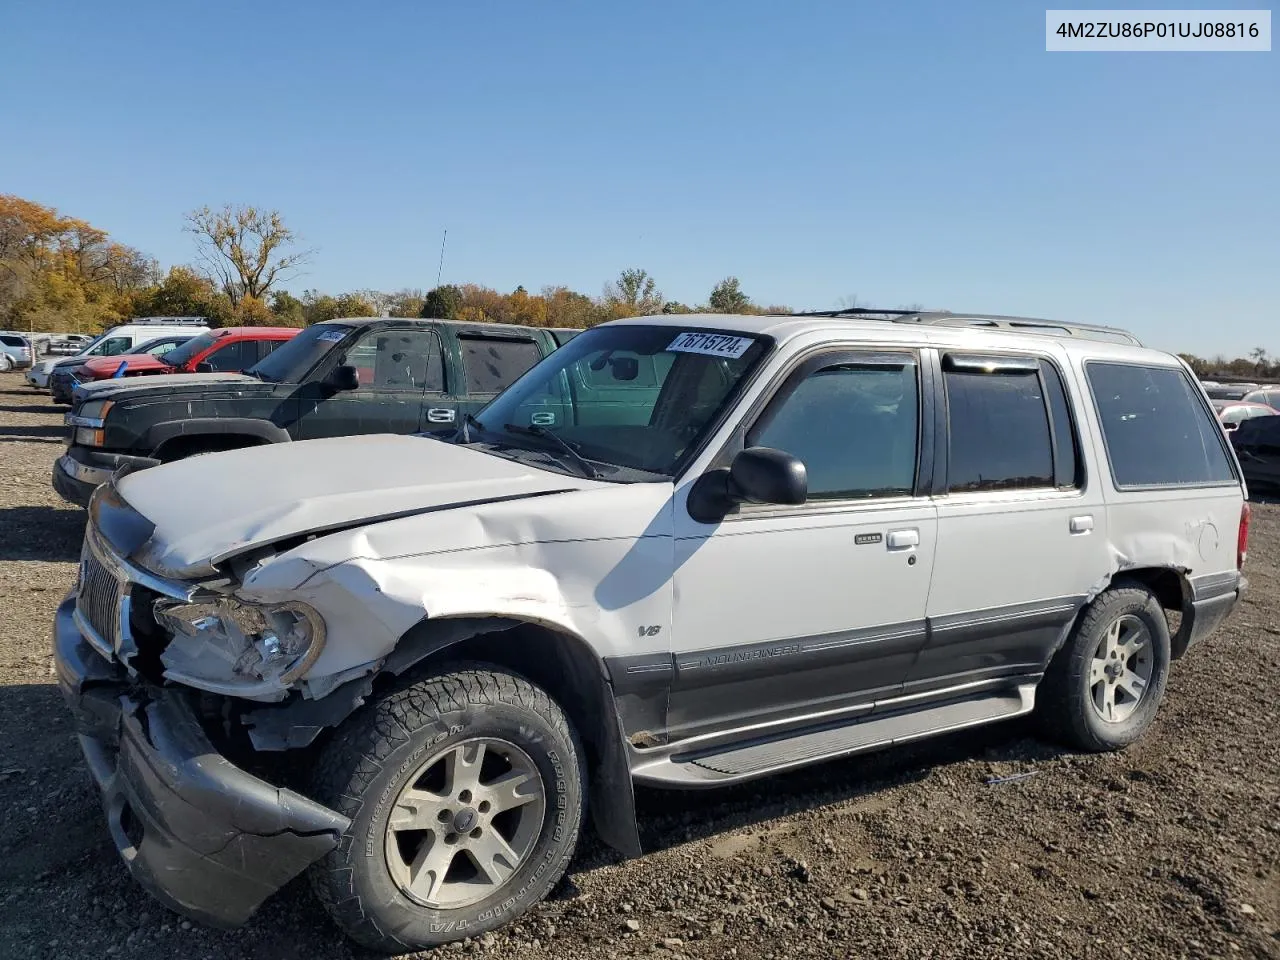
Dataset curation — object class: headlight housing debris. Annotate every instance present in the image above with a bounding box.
[155,596,326,697]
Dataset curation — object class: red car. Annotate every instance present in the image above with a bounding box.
[76,327,299,383]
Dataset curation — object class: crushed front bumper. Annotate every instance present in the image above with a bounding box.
[52,595,350,928]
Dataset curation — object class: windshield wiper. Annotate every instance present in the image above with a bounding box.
[502,423,599,479]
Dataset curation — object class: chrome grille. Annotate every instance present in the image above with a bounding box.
[77,542,122,651]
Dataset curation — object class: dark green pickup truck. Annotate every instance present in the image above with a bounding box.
[54,317,578,506]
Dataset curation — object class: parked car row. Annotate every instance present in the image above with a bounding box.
[48,326,299,404]
[1203,383,1280,495]
[53,316,578,505]
[26,317,211,393]
[51,309,1249,953]
[45,333,96,355]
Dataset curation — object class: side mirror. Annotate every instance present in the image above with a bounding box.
[610,356,639,381]
[729,447,807,505]
[329,364,360,391]
[686,446,807,524]
[195,361,214,373]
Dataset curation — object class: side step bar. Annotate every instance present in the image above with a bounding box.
[631,684,1036,788]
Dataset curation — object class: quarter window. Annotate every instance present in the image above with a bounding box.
[1086,362,1236,487]
[750,355,919,500]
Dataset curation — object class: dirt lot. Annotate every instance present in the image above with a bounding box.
[0,372,1276,960]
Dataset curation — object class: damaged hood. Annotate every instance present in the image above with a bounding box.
[120,434,598,578]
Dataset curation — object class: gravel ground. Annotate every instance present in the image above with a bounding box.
[0,371,1276,960]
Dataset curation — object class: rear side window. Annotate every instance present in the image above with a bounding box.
[460,336,542,394]
[1,335,25,347]
[1086,362,1236,487]
[944,356,1060,492]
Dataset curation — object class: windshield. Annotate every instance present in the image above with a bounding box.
[470,324,769,478]
[247,323,352,382]
[160,331,218,367]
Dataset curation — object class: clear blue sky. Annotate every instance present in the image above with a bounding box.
[2,1,1275,357]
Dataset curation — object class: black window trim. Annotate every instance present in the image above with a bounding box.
[701,344,933,519]
[937,348,1086,497]
[1083,358,1241,491]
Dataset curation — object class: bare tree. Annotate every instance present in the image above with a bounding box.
[186,204,312,306]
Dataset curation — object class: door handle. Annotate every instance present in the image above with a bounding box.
[1069,515,1094,534]
[426,408,456,423]
[886,529,919,550]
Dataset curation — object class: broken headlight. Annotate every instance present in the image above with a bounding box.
[155,597,325,697]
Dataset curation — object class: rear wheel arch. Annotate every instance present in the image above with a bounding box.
[1041,566,1192,673]
[1108,567,1193,657]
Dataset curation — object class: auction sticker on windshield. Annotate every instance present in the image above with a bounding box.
[667,332,754,359]
[317,329,346,342]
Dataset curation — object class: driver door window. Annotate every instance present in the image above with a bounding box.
[203,339,256,372]
[346,330,443,391]
[749,358,920,500]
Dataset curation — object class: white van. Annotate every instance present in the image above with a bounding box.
[25,317,209,389]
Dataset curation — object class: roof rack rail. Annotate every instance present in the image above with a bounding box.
[790,307,922,318]
[130,315,209,325]
[787,309,1141,347]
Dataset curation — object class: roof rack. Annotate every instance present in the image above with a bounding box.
[787,308,1142,347]
[130,316,209,325]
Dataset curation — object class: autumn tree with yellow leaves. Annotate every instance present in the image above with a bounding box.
[0,195,157,332]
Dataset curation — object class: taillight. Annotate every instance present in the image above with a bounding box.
[1238,502,1251,570]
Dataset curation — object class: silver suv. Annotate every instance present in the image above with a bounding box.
[53,310,1248,952]
[0,333,33,370]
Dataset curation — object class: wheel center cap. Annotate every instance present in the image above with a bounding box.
[452,808,478,832]
[1106,660,1124,679]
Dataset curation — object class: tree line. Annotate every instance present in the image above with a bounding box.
[5,195,1273,373]
[1,195,786,334]
[1178,350,1280,383]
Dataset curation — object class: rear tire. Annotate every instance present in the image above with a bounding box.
[1038,584,1172,752]
[308,664,585,953]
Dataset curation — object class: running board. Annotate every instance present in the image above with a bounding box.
[631,683,1036,788]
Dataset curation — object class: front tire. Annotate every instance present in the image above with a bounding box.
[309,664,585,953]
[1038,584,1172,752]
